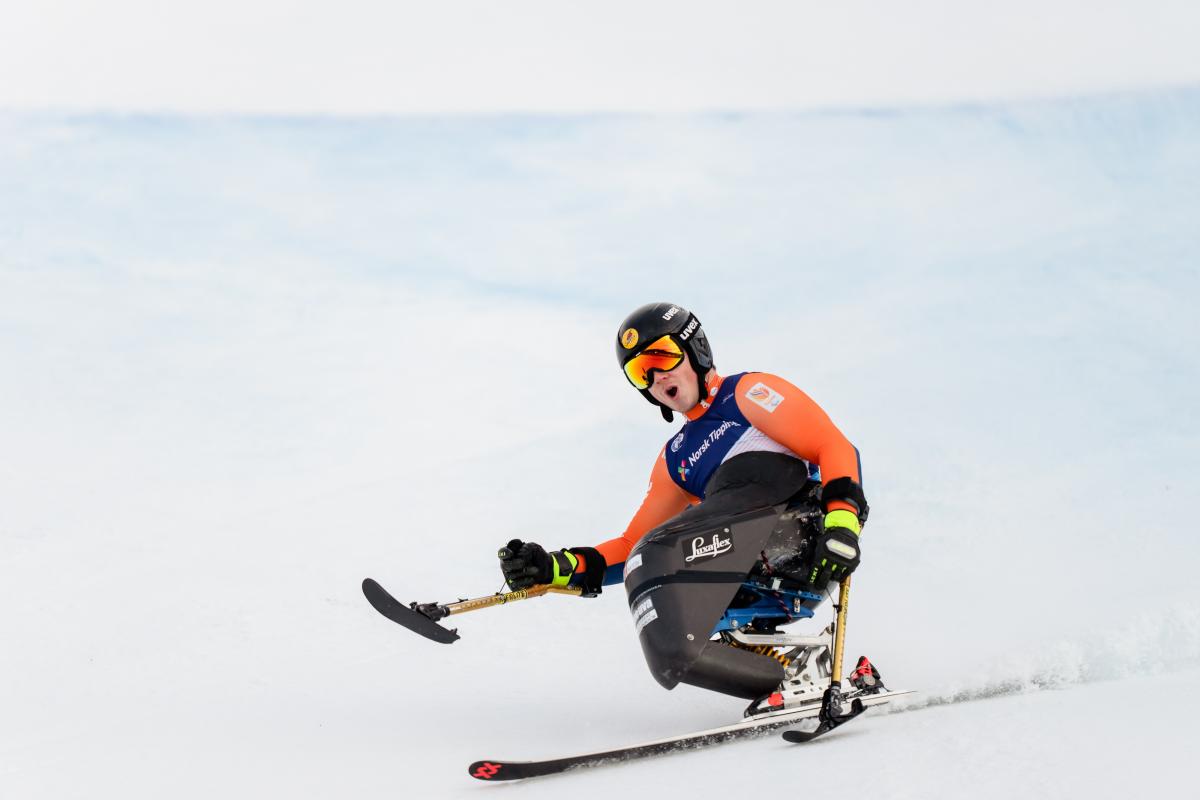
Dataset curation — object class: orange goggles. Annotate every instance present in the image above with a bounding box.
[623,335,685,390]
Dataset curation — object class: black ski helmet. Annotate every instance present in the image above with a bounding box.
[615,302,714,422]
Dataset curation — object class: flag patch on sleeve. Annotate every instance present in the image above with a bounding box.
[745,381,785,412]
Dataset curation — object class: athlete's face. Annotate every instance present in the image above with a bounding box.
[648,350,701,412]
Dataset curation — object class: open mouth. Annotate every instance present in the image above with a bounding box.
[666,386,679,399]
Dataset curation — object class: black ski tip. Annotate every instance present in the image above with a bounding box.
[361,577,387,599]
[468,760,513,781]
[781,698,865,743]
[780,726,823,743]
[361,578,460,644]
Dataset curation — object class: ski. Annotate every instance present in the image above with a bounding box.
[468,705,821,781]
[361,578,459,644]
[467,689,911,780]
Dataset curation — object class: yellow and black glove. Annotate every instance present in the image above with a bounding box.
[498,540,606,595]
[807,509,862,587]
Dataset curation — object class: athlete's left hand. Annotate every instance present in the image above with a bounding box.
[807,510,862,586]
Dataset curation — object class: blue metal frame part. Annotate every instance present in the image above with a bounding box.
[711,581,824,634]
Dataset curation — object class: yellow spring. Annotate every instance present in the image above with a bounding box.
[725,638,792,669]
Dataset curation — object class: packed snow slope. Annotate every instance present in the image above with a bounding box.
[2,88,1198,798]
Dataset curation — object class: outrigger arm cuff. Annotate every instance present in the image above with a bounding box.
[563,546,607,596]
[821,477,870,525]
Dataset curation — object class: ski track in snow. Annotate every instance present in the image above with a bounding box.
[889,600,1200,713]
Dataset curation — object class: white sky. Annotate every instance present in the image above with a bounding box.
[3,0,1199,114]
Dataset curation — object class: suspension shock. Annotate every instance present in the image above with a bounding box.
[722,636,793,669]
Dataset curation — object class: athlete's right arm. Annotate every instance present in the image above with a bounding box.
[592,448,695,585]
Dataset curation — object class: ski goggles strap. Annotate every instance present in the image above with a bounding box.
[622,335,685,390]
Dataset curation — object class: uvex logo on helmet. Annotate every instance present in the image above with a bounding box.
[678,318,699,341]
[661,306,681,321]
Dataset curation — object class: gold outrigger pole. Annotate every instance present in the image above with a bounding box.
[362,577,581,644]
[438,583,583,616]
[830,574,852,690]
[780,574,862,742]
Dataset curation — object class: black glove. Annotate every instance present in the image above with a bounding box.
[498,539,606,594]
[499,540,555,590]
[807,510,862,587]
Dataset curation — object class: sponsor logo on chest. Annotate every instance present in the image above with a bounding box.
[686,419,741,467]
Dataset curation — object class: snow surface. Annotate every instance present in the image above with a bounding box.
[2,88,1198,798]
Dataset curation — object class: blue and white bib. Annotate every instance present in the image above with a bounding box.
[664,373,815,499]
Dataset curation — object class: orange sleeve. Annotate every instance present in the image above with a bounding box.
[594,447,696,568]
[734,372,863,515]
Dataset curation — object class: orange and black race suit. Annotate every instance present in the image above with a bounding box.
[582,371,864,587]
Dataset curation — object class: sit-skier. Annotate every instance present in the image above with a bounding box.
[499,302,868,704]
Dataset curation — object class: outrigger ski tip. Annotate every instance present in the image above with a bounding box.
[362,577,584,645]
[781,693,867,743]
[361,578,460,644]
